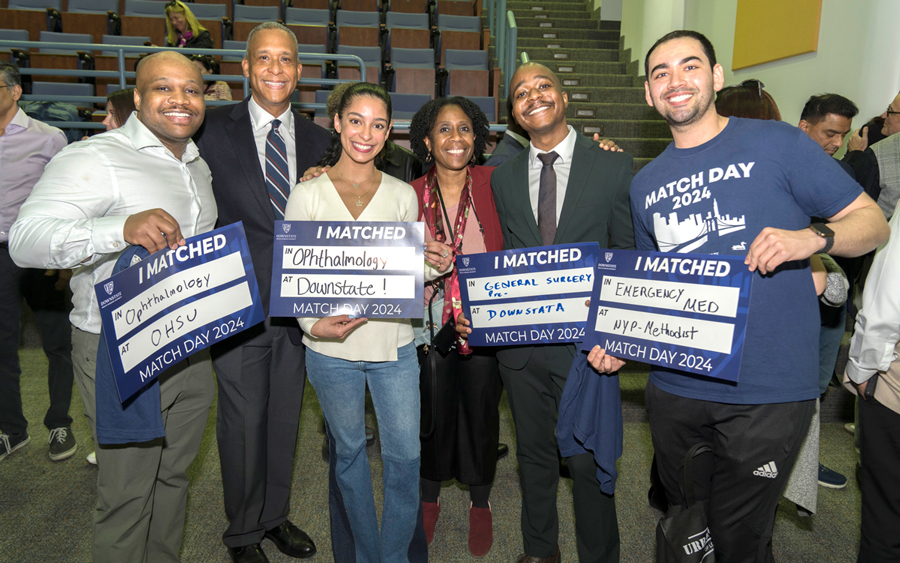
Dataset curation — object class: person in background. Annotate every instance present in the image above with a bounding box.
[164,0,213,49]
[0,60,74,464]
[287,81,453,563]
[716,79,850,505]
[190,55,232,101]
[408,96,504,557]
[102,88,137,131]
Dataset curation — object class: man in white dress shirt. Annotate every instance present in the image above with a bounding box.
[10,51,217,563]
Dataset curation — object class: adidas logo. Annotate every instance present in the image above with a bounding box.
[753,461,778,479]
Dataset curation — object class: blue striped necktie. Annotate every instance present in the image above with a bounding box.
[265,119,290,218]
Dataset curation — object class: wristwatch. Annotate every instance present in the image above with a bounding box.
[808,223,834,254]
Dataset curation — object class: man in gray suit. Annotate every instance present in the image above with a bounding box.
[488,62,633,563]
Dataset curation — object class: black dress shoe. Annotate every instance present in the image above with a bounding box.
[264,521,317,559]
[497,442,509,460]
[227,544,269,563]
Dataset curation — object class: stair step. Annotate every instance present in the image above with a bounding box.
[517,37,620,51]
[519,47,619,63]
[560,86,647,104]
[516,27,621,41]
[565,103,662,121]
[506,0,587,11]
[578,119,673,140]
[515,18,602,30]
[527,60,628,75]
[509,9,591,19]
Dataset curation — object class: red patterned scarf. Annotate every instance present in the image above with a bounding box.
[422,166,474,355]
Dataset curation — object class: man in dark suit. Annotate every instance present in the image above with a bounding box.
[490,62,634,563]
[194,22,331,563]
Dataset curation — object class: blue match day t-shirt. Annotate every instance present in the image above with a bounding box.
[630,117,861,404]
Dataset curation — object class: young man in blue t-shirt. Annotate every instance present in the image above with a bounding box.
[623,30,889,561]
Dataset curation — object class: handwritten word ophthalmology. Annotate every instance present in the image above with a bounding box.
[270,220,425,319]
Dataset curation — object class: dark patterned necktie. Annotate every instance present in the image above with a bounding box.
[537,151,559,246]
[265,119,290,218]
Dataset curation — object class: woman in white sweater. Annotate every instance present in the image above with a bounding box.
[284,82,452,563]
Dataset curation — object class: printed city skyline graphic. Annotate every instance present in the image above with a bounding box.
[653,199,746,253]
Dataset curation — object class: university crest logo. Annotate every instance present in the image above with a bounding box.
[104,281,114,295]
[462,257,470,267]
[282,223,291,234]
[605,252,613,263]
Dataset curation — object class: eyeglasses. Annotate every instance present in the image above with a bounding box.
[165,1,180,8]
[736,79,765,98]
[886,105,900,117]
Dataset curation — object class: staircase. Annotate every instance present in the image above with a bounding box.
[490,0,672,173]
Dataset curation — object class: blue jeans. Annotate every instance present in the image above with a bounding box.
[307,343,421,563]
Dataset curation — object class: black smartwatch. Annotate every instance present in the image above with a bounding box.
[808,222,835,254]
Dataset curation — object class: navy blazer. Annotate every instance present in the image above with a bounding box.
[194,98,332,341]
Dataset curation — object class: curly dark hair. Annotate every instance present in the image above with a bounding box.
[409,97,490,165]
[318,82,392,168]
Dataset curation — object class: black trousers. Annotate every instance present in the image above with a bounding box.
[500,345,619,562]
[418,345,502,485]
[0,248,73,436]
[211,319,306,548]
[858,396,900,562]
[646,382,814,563]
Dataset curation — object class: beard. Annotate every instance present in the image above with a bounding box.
[653,88,715,130]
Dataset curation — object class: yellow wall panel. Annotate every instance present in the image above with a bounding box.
[732,0,822,70]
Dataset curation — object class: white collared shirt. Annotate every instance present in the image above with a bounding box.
[248,98,298,188]
[527,125,577,223]
[10,112,217,334]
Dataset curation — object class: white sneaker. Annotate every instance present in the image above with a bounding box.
[86,451,97,465]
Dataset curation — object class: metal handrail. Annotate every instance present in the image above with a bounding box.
[0,40,365,111]
[504,10,517,98]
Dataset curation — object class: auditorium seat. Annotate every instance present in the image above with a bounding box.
[288,0,334,11]
[32,30,94,81]
[467,95,497,123]
[296,42,328,103]
[232,4,281,41]
[31,80,95,99]
[183,2,226,49]
[284,7,332,49]
[63,0,119,44]
[387,47,434,97]
[335,9,382,49]
[436,0,473,16]
[38,30,93,54]
[384,11,430,53]
[441,47,494,97]
[388,91,429,119]
[121,0,166,46]
[0,0,62,41]
[0,29,29,53]
[312,88,330,127]
[8,0,61,9]
[242,0,283,12]
[192,0,232,21]
[435,13,480,65]
[339,0,380,13]
[336,44,381,85]
[387,0,428,14]
[95,34,148,94]
[220,39,246,100]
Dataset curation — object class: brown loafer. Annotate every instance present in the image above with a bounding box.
[515,545,561,563]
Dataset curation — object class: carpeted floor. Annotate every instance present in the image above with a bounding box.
[1,349,862,562]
